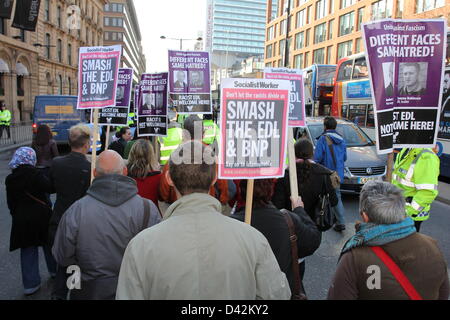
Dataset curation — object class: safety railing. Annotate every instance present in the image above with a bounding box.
[0,121,33,148]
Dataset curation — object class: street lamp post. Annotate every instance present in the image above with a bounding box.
[160,36,203,51]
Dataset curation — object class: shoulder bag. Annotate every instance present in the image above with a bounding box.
[325,135,341,189]
[281,209,307,300]
[313,175,336,232]
[370,246,423,300]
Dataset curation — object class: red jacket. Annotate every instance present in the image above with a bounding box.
[133,171,162,212]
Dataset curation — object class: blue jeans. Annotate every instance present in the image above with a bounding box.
[333,188,346,225]
[20,246,57,290]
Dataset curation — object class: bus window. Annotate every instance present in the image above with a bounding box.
[317,66,336,86]
[348,105,367,126]
[337,60,353,81]
[367,105,375,127]
[342,105,349,119]
[352,57,368,79]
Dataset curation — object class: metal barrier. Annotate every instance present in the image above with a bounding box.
[0,121,33,148]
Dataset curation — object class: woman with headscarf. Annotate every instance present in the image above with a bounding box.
[5,147,57,296]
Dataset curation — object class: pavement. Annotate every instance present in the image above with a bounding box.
[438,181,450,205]
[0,148,449,300]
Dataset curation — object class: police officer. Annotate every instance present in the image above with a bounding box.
[0,103,12,139]
[158,109,183,165]
[202,114,219,146]
[392,148,440,232]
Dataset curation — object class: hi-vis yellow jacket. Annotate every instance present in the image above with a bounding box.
[158,127,183,165]
[392,148,440,221]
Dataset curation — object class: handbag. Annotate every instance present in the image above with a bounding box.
[281,209,307,300]
[314,177,336,232]
[325,135,341,189]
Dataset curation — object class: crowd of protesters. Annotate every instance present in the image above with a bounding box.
[4,115,449,300]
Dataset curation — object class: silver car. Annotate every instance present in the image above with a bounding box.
[294,117,388,194]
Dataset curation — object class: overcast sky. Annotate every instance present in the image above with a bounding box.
[134,0,207,73]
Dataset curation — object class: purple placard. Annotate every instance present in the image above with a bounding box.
[363,19,447,154]
[168,50,212,113]
[98,68,133,126]
[116,68,133,107]
[137,73,168,137]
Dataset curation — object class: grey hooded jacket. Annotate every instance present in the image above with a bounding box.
[52,174,161,300]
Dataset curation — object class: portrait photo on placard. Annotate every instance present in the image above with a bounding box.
[382,62,395,98]
[398,62,428,96]
[173,70,188,90]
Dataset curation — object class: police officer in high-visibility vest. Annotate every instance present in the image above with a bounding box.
[202,114,219,146]
[392,147,440,232]
[158,109,183,165]
[0,103,11,139]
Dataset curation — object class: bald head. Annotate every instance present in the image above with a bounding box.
[94,150,127,177]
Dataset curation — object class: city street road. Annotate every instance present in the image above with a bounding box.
[0,149,449,300]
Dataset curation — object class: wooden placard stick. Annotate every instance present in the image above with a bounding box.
[244,179,255,225]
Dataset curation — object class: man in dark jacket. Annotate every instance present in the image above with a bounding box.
[48,124,91,299]
[314,116,347,232]
[52,150,161,300]
[328,181,449,300]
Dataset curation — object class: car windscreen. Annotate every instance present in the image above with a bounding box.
[308,123,374,147]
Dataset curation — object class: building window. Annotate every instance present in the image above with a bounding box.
[307,5,313,24]
[68,77,72,95]
[316,0,327,20]
[294,54,303,69]
[266,44,273,58]
[326,45,333,64]
[328,19,334,40]
[0,74,5,96]
[44,0,50,21]
[329,0,335,14]
[280,19,286,35]
[304,51,310,68]
[337,40,353,59]
[314,23,327,44]
[45,33,51,59]
[57,39,62,62]
[396,0,404,18]
[267,26,274,40]
[17,76,24,96]
[339,11,355,36]
[57,6,61,28]
[279,39,286,57]
[372,0,393,20]
[416,0,444,13]
[340,0,356,8]
[58,75,63,95]
[305,29,310,46]
[296,9,306,28]
[0,18,5,35]
[68,43,72,65]
[313,48,325,64]
[295,31,304,50]
[355,37,362,53]
[19,29,25,42]
[104,17,109,26]
[357,7,364,31]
